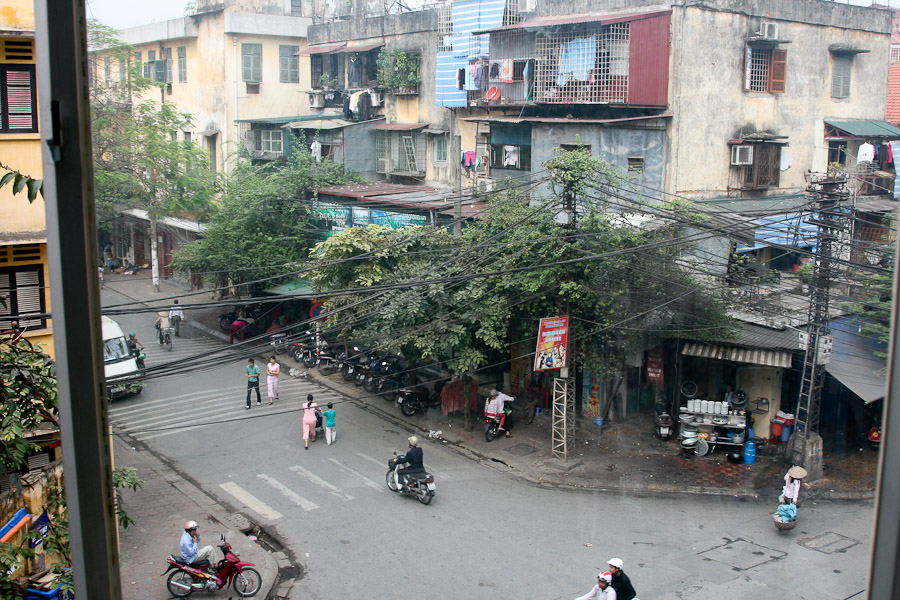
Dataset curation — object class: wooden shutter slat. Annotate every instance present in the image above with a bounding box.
[770,49,787,94]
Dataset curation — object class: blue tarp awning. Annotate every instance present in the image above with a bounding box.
[736,213,818,252]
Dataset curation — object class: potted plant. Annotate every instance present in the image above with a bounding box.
[377,48,420,94]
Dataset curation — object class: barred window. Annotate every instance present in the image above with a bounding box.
[0,266,46,330]
[744,46,786,94]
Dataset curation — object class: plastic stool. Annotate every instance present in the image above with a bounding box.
[534,407,544,417]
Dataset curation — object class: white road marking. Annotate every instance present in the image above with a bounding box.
[356,452,451,480]
[219,481,283,520]
[137,406,303,440]
[328,458,383,493]
[257,474,319,511]
[289,465,355,501]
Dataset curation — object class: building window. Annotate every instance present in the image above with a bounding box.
[311,55,323,88]
[163,47,173,83]
[627,157,644,173]
[177,46,187,83]
[560,143,591,153]
[828,141,847,166]
[104,55,111,87]
[0,265,46,330]
[0,65,37,133]
[145,50,155,79]
[184,131,191,144]
[259,130,283,154]
[290,0,303,16]
[433,135,447,163]
[437,3,453,52]
[242,43,262,82]
[310,54,342,89]
[744,46,786,93]
[831,54,852,99]
[376,131,426,176]
[119,57,127,85]
[280,45,299,83]
[730,143,781,189]
[135,51,142,78]
[892,45,900,65]
[491,144,531,170]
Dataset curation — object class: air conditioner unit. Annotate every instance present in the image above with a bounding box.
[476,178,495,192]
[760,22,778,39]
[731,145,754,166]
[309,92,325,108]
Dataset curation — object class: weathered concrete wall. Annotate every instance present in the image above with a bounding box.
[667,3,891,200]
[0,0,35,31]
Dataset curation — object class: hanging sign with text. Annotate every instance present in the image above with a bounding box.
[534,316,569,371]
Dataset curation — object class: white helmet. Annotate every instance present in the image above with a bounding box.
[608,557,624,570]
[184,520,198,531]
[408,435,419,447]
[598,572,612,584]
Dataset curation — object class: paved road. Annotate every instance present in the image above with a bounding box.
[104,289,875,600]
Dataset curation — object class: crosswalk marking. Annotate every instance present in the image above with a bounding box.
[257,474,319,511]
[289,465,355,501]
[219,481,283,520]
[138,406,303,440]
[328,458,383,493]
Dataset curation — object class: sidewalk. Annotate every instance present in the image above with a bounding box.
[104,272,879,503]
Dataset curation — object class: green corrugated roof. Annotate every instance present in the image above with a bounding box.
[262,278,317,296]
[234,116,301,124]
[824,119,900,138]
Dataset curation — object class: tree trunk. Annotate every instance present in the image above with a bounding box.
[149,216,160,292]
[463,369,474,432]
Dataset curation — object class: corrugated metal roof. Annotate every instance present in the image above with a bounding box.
[342,42,384,53]
[297,42,346,55]
[727,322,799,349]
[459,114,672,125]
[235,116,299,124]
[315,183,437,199]
[825,317,887,403]
[371,123,428,131]
[682,342,793,368]
[856,197,899,212]
[824,118,900,138]
[474,9,671,35]
[285,118,381,130]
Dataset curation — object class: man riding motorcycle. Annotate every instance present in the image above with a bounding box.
[180,520,217,567]
[391,436,425,487]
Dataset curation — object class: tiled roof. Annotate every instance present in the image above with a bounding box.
[888,64,900,125]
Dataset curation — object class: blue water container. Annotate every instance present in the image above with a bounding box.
[781,425,792,442]
[744,440,757,465]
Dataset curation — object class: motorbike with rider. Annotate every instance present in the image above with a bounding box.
[386,435,435,504]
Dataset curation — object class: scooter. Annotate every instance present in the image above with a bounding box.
[316,342,339,375]
[397,380,445,417]
[484,404,514,442]
[386,452,435,505]
[655,396,674,440]
[163,535,262,597]
[339,346,366,382]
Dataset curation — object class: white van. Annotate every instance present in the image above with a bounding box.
[102,316,144,399]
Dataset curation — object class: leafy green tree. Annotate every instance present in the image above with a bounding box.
[171,142,361,289]
[847,240,895,360]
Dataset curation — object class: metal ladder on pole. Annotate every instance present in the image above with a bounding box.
[401,135,418,174]
[551,376,575,459]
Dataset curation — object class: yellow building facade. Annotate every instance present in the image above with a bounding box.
[0,0,53,357]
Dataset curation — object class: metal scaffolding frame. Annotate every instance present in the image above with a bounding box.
[551,376,575,459]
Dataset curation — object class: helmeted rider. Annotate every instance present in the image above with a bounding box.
[126,333,145,369]
[495,384,514,436]
[180,520,217,567]
[574,571,617,600]
[393,435,425,487]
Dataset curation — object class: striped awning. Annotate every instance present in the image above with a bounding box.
[682,342,792,368]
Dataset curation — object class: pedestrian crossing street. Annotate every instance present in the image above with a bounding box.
[110,376,341,441]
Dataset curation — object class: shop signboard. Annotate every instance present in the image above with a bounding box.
[534,316,568,371]
[582,370,602,418]
[312,202,348,220]
[646,345,664,383]
[352,207,370,226]
[370,210,427,229]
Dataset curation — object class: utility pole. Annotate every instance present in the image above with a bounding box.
[789,173,847,479]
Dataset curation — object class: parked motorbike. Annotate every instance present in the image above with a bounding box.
[386,452,435,505]
[484,403,514,442]
[338,346,366,382]
[358,350,389,388]
[397,380,445,417]
[655,396,674,440]
[316,342,339,375]
[163,535,262,598]
[269,332,289,355]
[371,355,408,399]
[290,330,318,368]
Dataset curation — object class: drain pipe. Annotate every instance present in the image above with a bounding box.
[233,35,239,164]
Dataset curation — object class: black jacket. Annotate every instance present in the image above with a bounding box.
[611,571,636,600]
[398,447,423,471]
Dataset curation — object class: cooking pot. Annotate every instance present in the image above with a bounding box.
[681,437,699,448]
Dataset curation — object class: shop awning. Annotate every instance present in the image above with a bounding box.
[682,342,793,368]
[824,317,887,404]
[371,123,428,131]
[262,278,317,296]
[341,42,384,53]
[298,42,346,55]
[473,9,671,34]
[824,118,900,139]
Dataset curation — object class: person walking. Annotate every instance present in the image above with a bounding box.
[323,402,336,445]
[607,558,636,600]
[98,265,104,289]
[169,299,184,337]
[302,395,318,449]
[266,356,280,405]
[245,358,261,409]
[229,316,247,344]
[780,465,810,505]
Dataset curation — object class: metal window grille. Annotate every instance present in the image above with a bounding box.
[437,2,453,52]
[0,266,46,329]
[748,47,771,92]
[311,55,324,87]
[892,45,900,64]
[177,46,186,83]
[503,0,522,26]
[730,143,780,190]
[530,23,629,105]
[376,131,426,176]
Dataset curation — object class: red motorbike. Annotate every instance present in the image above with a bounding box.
[164,535,262,597]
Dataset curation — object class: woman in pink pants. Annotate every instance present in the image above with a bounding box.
[266,356,280,405]
[302,395,318,449]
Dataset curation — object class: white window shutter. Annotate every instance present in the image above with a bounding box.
[731,145,754,165]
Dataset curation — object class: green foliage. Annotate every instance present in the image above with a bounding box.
[318,73,341,90]
[171,140,361,285]
[0,164,42,202]
[797,262,815,285]
[113,466,144,529]
[376,48,421,92]
[846,241,894,360]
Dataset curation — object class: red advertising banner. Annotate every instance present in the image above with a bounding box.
[534,316,569,371]
[646,345,664,383]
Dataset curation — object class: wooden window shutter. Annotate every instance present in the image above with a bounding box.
[743,45,753,91]
[1,65,37,133]
[769,49,787,94]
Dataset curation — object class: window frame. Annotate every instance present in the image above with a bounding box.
[0,64,38,134]
[831,53,852,99]
[731,142,781,189]
[260,129,284,154]
[311,54,324,88]
[490,143,531,170]
[432,134,448,164]
[242,43,263,83]
[0,265,47,330]
[280,45,300,83]
[177,46,187,83]
[828,140,847,166]
[744,45,786,94]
